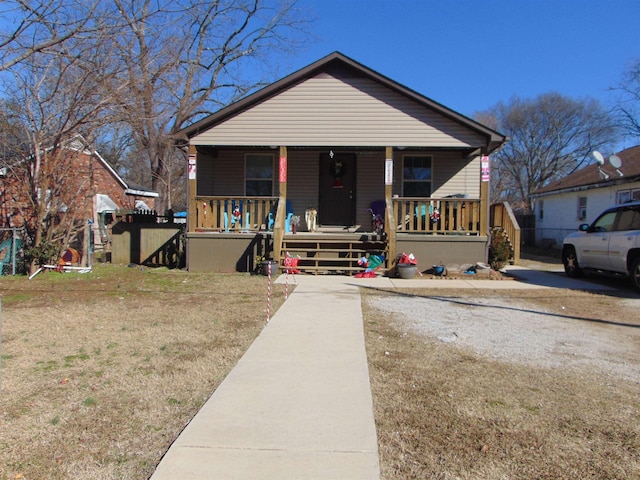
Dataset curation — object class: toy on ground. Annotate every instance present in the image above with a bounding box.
[355,254,384,278]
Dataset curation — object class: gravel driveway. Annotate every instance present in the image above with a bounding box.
[368,291,640,383]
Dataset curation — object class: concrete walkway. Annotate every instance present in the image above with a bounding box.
[150,267,613,479]
[151,275,380,479]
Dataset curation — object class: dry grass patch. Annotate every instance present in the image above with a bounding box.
[0,265,285,479]
[363,288,640,480]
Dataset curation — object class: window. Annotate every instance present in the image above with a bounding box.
[538,200,544,220]
[577,197,587,221]
[618,188,640,204]
[617,190,631,204]
[245,154,273,196]
[402,155,432,197]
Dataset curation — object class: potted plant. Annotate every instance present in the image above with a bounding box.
[256,255,279,276]
[395,252,418,279]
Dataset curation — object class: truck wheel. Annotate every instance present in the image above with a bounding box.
[562,246,583,278]
[631,257,640,292]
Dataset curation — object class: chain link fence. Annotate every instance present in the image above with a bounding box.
[0,228,25,276]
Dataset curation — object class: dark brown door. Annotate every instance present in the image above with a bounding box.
[318,152,356,226]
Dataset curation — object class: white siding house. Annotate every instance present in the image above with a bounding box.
[530,145,640,248]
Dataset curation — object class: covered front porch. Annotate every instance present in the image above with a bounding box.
[186,153,490,275]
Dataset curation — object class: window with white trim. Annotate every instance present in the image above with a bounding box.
[402,155,432,197]
[617,188,640,204]
[577,197,587,221]
[245,154,274,196]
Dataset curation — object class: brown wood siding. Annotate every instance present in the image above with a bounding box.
[211,150,248,196]
[196,151,215,196]
[287,150,319,219]
[356,152,386,228]
[392,151,481,198]
[433,152,481,198]
[191,73,486,148]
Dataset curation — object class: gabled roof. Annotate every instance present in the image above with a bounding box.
[175,51,506,152]
[532,145,640,197]
[70,136,158,198]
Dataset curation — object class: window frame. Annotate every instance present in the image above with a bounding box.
[244,153,275,196]
[402,154,433,197]
[577,196,587,221]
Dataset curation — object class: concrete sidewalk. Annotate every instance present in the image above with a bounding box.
[150,267,612,479]
[151,275,380,479]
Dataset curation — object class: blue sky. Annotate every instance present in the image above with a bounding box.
[286,0,640,121]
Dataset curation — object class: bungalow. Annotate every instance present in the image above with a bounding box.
[530,145,640,249]
[174,52,509,274]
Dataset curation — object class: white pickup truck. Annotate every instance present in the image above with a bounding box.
[562,201,640,291]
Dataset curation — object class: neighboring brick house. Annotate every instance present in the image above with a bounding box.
[0,136,158,256]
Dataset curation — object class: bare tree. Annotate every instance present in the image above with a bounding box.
[107,0,310,212]
[1,21,123,269]
[0,0,102,72]
[476,92,618,212]
[1,0,311,256]
[613,57,640,140]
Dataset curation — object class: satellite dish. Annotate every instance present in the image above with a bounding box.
[609,154,622,168]
[609,154,624,176]
[591,151,605,165]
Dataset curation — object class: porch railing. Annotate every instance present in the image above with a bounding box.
[490,202,521,264]
[392,197,481,235]
[192,196,278,232]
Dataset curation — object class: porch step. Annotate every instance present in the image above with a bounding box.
[280,234,388,276]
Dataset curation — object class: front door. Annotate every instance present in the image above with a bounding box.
[318,152,356,226]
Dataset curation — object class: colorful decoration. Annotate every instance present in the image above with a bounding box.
[368,208,384,234]
[355,254,385,278]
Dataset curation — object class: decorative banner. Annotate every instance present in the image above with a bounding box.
[385,159,393,185]
[279,156,287,183]
[481,155,490,182]
[188,153,196,179]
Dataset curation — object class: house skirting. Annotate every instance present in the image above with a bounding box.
[186,231,268,273]
[186,231,488,273]
[395,233,488,269]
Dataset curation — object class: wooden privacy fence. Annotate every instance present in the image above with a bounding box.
[111,222,183,267]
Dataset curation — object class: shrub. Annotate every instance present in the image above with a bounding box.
[489,228,511,270]
[24,240,62,266]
